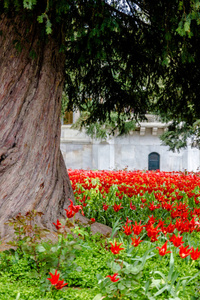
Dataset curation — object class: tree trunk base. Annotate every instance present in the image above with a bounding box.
[0,211,113,252]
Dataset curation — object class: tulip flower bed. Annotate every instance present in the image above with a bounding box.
[0,170,200,299]
[69,169,200,299]
[69,169,200,228]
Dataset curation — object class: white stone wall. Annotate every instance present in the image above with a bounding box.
[60,124,200,172]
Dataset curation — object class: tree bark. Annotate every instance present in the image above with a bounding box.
[0,14,74,239]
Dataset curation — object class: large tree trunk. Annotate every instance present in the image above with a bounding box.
[0,14,74,239]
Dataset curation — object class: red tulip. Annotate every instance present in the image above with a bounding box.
[132,220,144,235]
[179,245,192,258]
[190,247,200,260]
[106,273,120,282]
[113,203,123,212]
[123,223,133,236]
[47,270,60,285]
[130,201,136,210]
[156,241,171,256]
[47,270,68,289]
[170,233,184,247]
[110,241,124,255]
[131,236,143,247]
[53,219,62,230]
[103,203,109,211]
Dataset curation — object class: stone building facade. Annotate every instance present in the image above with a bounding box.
[60,114,200,171]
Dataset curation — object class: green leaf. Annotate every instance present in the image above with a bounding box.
[123,263,143,275]
[46,19,52,35]
[154,271,167,282]
[76,266,82,272]
[144,279,151,294]
[37,15,45,23]
[186,271,200,284]
[151,278,162,289]
[36,244,46,252]
[171,271,179,286]
[51,245,60,252]
[154,285,168,296]
[93,294,103,300]
[168,251,174,281]
[23,0,37,9]
[184,20,191,32]
[96,274,104,282]
[110,261,121,273]
[117,282,126,290]
[15,293,20,300]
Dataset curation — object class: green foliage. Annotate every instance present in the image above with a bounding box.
[66,241,111,288]
[2,1,200,148]
[159,120,200,152]
[2,211,93,294]
[1,205,200,299]
[71,109,136,140]
[37,13,52,34]
[0,273,96,300]
[159,122,193,151]
[23,0,37,10]
[0,210,110,299]
[75,184,172,228]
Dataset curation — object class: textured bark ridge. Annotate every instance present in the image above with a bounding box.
[0,14,74,238]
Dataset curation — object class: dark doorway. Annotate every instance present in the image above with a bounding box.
[148,152,160,170]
